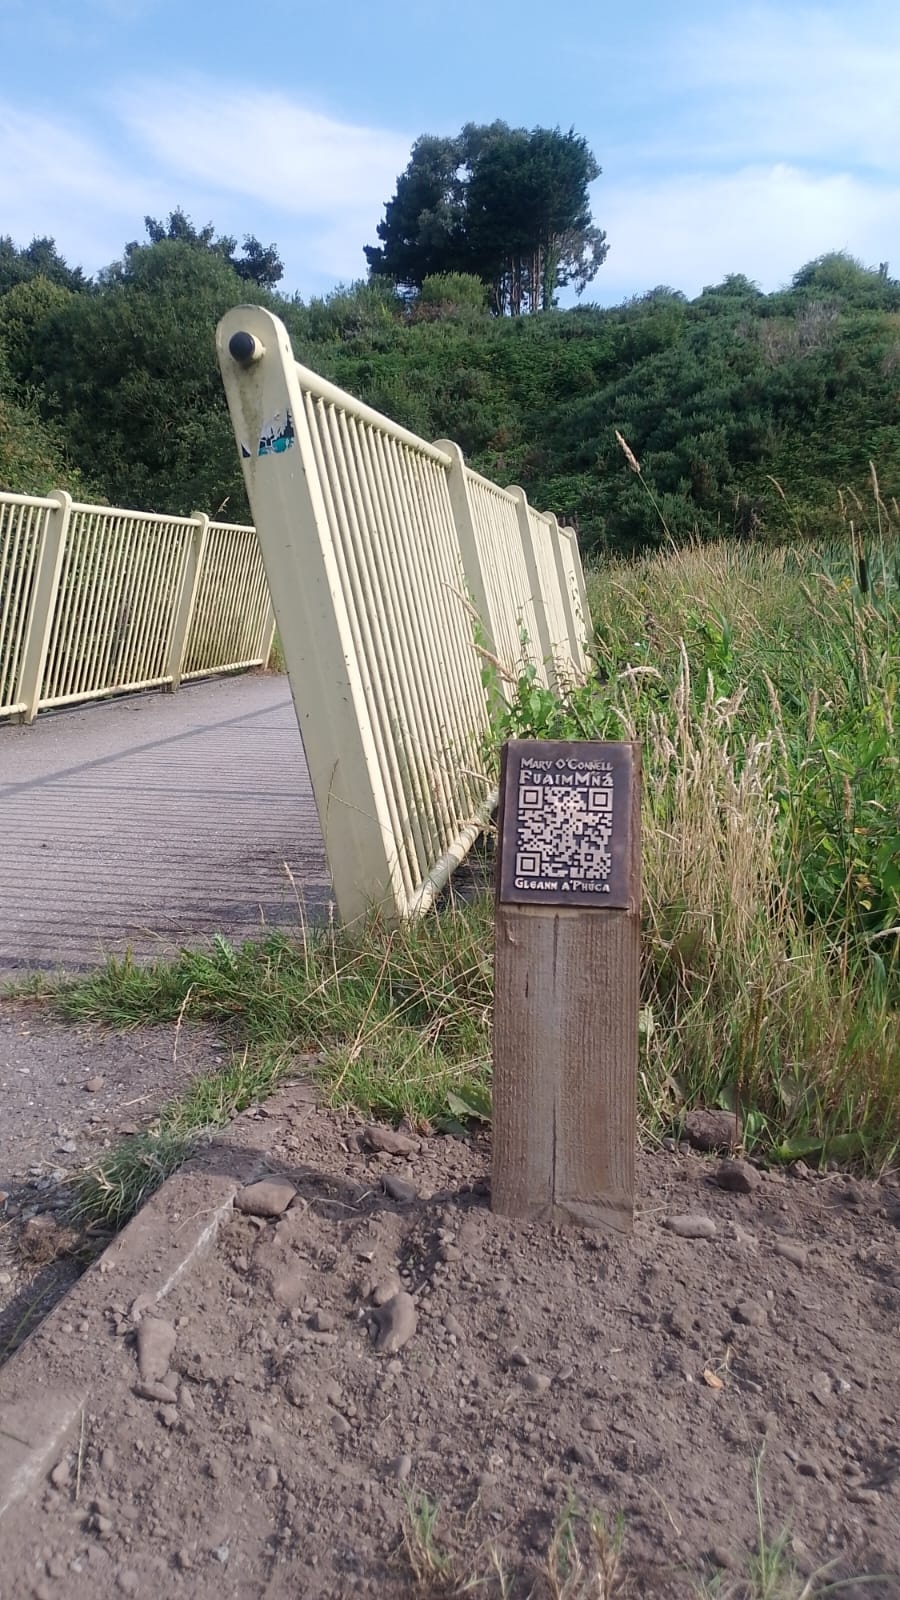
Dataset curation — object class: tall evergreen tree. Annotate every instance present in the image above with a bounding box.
[365,124,607,313]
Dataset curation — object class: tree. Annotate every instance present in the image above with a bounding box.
[22,238,274,514]
[365,123,607,314]
[0,235,87,297]
[364,137,468,287]
[125,210,284,289]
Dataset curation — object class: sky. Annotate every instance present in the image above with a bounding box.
[1,0,899,306]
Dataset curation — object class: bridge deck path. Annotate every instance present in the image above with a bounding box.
[0,675,331,978]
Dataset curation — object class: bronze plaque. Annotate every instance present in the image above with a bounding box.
[497,740,634,909]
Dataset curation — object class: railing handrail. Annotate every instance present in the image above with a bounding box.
[0,492,271,722]
[292,359,453,464]
[218,303,592,923]
[0,491,57,510]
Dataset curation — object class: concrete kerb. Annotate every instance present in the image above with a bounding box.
[0,1163,243,1525]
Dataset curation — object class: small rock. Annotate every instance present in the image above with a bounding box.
[46,1556,67,1579]
[582,1411,604,1433]
[136,1316,176,1382]
[707,1544,737,1573]
[443,1313,465,1339]
[440,1243,461,1263]
[810,1371,833,1406]
[117,1574,140,1595]
[733,1300,767,1327]
[324,1380,343,1409]
[382,1174,418,1203]
[363,1124,418,1155]
[212,1546,230,1565]
[372,1291,417,1354]
[390,1453,413,1481]
[683,1109,740,1153]
[716,1159,760,1194]
[262,1465,279,1490]
[234,1179,296,1217]
[665,1213,717,1239]
[94,1514,114,1537]
[330,1409,351,1437]
[270,1268,305,1307]
[797,1459,820,1479]
[101,1448,116,1472]
[310,1309,336,1333]
[176,1551,194,1572]
[84,1078,104,1093]
[773,1239,807,1269]
[508,1347,530,1367]
[371,1272,402,1307]
[135,1381,178,1404]
[524,1372,551,1395]
[49,1460,69,1489]
[158,1404,180,1428]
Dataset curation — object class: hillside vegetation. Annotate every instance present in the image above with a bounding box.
[1,231,898,555]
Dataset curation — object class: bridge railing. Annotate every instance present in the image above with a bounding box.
[217,306,591,924]
[0,492,274,721]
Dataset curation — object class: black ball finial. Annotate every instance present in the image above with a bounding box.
[229,330,259,364]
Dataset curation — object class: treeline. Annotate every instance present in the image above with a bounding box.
[2,220,899,553]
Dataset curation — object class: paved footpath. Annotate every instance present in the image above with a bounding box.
[0,675,330,978]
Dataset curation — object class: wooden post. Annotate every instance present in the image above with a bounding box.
[492,739,641,1234]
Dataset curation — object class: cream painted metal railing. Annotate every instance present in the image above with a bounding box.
[0,492,274,722]
[217,305,591,925]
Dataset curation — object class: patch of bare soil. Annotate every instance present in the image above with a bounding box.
[2,1084,899,1600]
[0,1005,226,1358]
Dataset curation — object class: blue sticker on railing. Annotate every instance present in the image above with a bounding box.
[258,410,295,457]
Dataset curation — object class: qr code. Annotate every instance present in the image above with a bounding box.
[515,781,613,881]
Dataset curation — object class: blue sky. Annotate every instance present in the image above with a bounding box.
[2,0,899,305]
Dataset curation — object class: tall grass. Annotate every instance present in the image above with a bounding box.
[59,500,899,1196]
[578,514,898,1165]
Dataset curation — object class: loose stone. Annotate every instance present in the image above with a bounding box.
[683,1109,740,1153]
[716,1159,761,1194]
[363,1124,418,1156]
[733,1300,767,1327]
[135,1381,178,1404]
[382,1174,418,1203]
[235,1179,297,1218]
[524,1372,551,1394]
[371,1271,402,1307]
[372,1291,417,1354]
[665,1214,717,1239]
[136,1316,176,1383]
[773,1239,808,1269]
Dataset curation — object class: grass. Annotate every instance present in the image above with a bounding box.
[399,1457,890,1600]
[399,1490,623,1599]
[63,908,494,1225]
[53,496,900,1228]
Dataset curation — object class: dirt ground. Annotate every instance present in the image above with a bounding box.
[2,1079,899,1600]
[0,1004,227,1357]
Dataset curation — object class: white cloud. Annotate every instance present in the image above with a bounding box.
[118,81,411,220]
[592,164,900,304]
[659,4,900,173]
[0,101,168,267]
[0,86,410,291]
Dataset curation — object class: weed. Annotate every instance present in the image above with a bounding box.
[58,519,900,1187]
[543,1495,626,1600]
